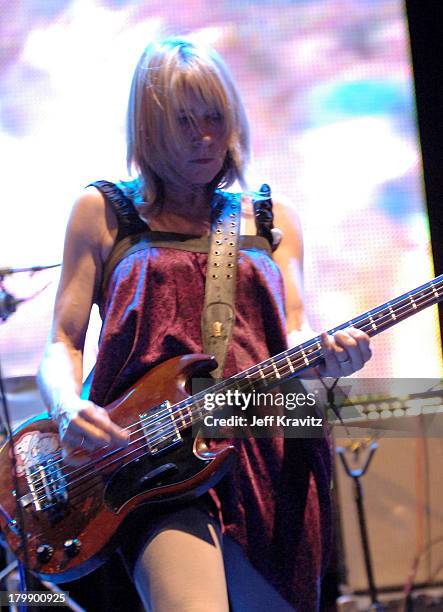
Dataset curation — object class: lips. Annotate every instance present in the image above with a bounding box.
[190,158,215,164]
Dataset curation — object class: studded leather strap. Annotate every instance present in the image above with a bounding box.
[201,191,242,380]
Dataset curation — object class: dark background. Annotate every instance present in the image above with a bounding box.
[406,0,443,343]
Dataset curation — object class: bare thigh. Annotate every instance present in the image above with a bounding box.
[133,506,229,612]
[131,505,296,612]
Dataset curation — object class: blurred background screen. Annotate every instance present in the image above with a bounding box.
[0,0,441,387]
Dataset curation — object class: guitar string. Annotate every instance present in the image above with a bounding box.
[28,273,443,488]
[18,278,443,541]
[25,280,443,499]
[25,275,443,490]
[26,281,443,492]
[27,286,443,511]
[27,283,443,507]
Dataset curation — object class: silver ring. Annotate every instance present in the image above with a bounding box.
[78,435,86,449]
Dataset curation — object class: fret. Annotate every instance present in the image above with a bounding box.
[388,304,396,320]
[192,399,206,421]
[300,349,310,366]
[178,399,193,427]
[368,314,377,331]
[408,294,417,310]
[271,360,281,379]
[285,356,294,373]
[231,379,242,392]
[176,408,189,429]
[172,414,180,436]
[431,282,440,298]
[244,373,255,390]
[257,367,267,385]
[184,398,199,423]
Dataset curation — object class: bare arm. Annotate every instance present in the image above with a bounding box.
[37,188,128,458]
[272,198,371,377]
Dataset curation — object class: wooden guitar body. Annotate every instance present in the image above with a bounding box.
[0,354,236,582]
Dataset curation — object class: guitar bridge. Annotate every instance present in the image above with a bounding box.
[140,401,182,455]
[21,459,68,513]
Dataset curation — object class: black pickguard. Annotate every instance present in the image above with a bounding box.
[103,432,209,513]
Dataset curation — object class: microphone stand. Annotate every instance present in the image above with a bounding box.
[0,358,32,611]
[0,264,61,322]
[336,442,384,611]
[0,263,60,609]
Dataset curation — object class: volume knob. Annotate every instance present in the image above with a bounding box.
[63,538,81,557]
[36,544,53,564]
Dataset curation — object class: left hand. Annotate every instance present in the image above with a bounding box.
[317,328,371,378]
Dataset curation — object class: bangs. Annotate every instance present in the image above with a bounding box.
[170,65,228,116]
[164,58,233,148]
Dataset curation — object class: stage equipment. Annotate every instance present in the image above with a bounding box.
[337,440,383,611]
[333,389,443,596]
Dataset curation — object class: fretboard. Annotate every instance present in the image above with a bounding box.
[173,275,443,428]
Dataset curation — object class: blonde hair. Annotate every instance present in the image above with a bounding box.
[126,36,250,212]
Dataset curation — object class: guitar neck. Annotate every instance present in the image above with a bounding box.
[179,275,443,427]
[262,274,443,380]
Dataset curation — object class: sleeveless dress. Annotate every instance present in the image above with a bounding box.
[88,180,332,611]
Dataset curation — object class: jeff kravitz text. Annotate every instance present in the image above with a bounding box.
[203,414,323,427]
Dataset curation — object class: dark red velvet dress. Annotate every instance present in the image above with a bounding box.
[88,181,332,611]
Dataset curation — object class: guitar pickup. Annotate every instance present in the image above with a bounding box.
[140,401,182,455]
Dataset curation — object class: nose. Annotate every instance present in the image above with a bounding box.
[192,129,213,145]
[190,120,216,145]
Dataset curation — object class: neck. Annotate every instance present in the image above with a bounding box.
[162,183,215,217]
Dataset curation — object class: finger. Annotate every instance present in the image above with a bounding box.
[334,329,372,371]
[63,417,113,450]
[318,332,342,377]
[319,332,361,376]
[87,407,130,446]
[347,328,372,362]
[83,407,129,446]
[331,330,362,371]
[61,445,91,466]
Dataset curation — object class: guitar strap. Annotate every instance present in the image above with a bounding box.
[94,181,273,384]
[201,191,242,380]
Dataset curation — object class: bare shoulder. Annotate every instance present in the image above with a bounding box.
[67,186,117,261]
[271,195,306,330]
[272,196,303,237]
[271,195,303,260]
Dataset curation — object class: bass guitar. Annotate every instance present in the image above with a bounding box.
[0,275,442,582]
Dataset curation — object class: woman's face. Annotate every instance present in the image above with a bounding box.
[172,91,228,187]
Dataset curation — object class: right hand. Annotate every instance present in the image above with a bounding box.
[56,398,129,465]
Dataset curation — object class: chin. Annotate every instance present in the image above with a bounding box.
[190,163,223,186]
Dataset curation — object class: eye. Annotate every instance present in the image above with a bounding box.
[177,115,191,127]
[207,111,223,124]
